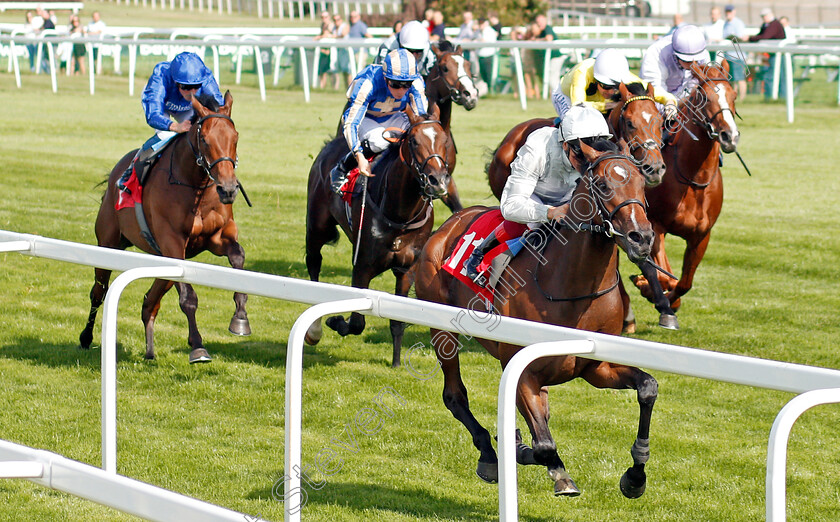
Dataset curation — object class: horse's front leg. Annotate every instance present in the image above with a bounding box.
[218,229,250,336]
[637,259,679,330]
[388,266,415,368]
[141,278,177,361]
[667,232,712,312]
[80,268,112,349]
[432,329,499,483]
[173,282,212,363]
[324,264,374,337]
[580,362,658,499]
[516,372,579,497]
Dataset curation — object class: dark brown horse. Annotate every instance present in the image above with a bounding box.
[626,60,740,329]
[425,42,478,213]
[414,140,658,498]
[79,92,250,364]
[305,105,452,367]
[486,82,667,200]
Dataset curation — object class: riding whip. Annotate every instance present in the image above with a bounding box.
[646,256,678,281]
[353,175,368,266]
[237,181,253,207]
[734,150,753,177]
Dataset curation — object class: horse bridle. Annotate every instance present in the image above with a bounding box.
[618,94,663,157]
[400,119,450,199]
[188,113,238,183]
[685,76,739,141]
[427,54,473,105]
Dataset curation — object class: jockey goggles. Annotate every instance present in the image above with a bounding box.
[596,80,619,90]
[177,82,202,91]
[387,79,413,89]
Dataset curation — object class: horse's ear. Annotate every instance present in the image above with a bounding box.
[405,102,420,123]
[618,82,630,99]
[689,61,706,80]
[431,45,443,59]
[428,102,440,121]
[455,44,463,55]
[220,90,233,116]
[579,140,601,164]
[645,81,655,98]
[191,95,211,118]
[719,58,730,77]
[618,138,631,156]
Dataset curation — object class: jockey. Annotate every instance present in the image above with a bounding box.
[464,105,613,283]
[639,24,710,121]
[552,48,676,121]
[374,20,434,77]
[330,49,429,194]
[117,52,223,192]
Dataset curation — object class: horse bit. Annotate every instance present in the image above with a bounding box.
[402,120,450,200]
[187,113,238,183]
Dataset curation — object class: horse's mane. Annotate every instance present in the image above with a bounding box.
[435,40,456,54]
[189,94,221,123]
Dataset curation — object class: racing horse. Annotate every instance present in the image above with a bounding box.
[424,42,479,213]
[486,82,667,200]
[627,60,739,328]
[304,105,452,367]
[414,140,658,498]
[79,92,250,364]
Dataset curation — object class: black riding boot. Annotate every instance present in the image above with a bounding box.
[464,231,501,283]
[117,147,156,194]
[330,151,359,194]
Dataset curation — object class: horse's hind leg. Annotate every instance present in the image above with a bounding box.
[432,329,499,483]
[174,282,211,363]
[516,374,579,496]
[325,266,372,338]
[667,232,712,312]
[304,209,339,345]
[387,266,415,368]
[79,267,112,349]
[580,362,658,499]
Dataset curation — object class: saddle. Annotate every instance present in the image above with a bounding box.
[115,136,180,211]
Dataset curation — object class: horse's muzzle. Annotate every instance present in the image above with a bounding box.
[425,172,451,199]
[641,162,666,187]
[622,226,654,265]
[217,183,238,205]
[462,95,477,111]
[719,130,739,154]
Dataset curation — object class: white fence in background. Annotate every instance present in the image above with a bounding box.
[1,229,839,521]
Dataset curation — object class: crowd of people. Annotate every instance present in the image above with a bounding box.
[22,9,106,75]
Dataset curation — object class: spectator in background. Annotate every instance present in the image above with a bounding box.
[23,10,41,72]
[68,13,86,75]
[348,10,371,68]
[489,14,502,36]
[423,8,435,35]
[86,11,106,65]
[779,16,792,39]
[475,17,498,94]
[664,13,685,37]
[703,6,725,43]
[457,11,477,61]
[333,12,351,89]
[748,8,786,99]
[722,4,747,100]
[392,20,403,36]
[533,14,562,95]
[314,11,336,89]
[430,10,446,42]
[37,6,55,73]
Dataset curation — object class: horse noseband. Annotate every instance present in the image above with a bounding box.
[191,113,238,182]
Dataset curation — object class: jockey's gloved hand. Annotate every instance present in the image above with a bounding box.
[663,103,678,122]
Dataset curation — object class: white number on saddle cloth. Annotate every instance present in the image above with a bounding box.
[446,231,484,274]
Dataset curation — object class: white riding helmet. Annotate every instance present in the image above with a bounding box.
[592,49,633,86]
[559,105,613,142]
[399,20,429,52]
[672,25,707,62]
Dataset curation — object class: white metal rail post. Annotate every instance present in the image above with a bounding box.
[766,388,840,522]
[284,299,374,522]
[100,266,186,474]
[497,341,596,521]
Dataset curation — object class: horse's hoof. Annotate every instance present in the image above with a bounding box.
[476,461,498,484]
[305,319,322,346]
[144,353,156,360]
[189,348,212,364]
[554,477,581,497]
[325,316,350,336]
[79,331,92,350]
[619,467,647,499]
[658,314,679,330]
[622,320,637,334]
[229,317,251,336]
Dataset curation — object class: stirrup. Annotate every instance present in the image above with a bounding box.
[464,252,484,282]
[330,166,347,194]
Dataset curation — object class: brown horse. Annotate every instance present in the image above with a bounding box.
[304,105,451,367]
[627,60,740,328]
[414,140,658,498]
[425,42,478,213]
[486,82,667,200]
[79,92,250,364]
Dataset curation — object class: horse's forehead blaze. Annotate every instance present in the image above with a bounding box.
[420,126,438,150]
[713,83,738,134]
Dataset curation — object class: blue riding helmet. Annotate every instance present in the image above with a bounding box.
[169,52,211,85]
[383,49,419,82]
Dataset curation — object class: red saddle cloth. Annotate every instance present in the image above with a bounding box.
[339,168,362,204]
[442,209,511,301]
[115,167,143,211]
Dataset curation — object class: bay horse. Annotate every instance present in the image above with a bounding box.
[79,92,250,364]
[424,42,478,213]
[486,82,667,200]
[414,140,658,498]
[627,60,740,329]
[304,105,452,368]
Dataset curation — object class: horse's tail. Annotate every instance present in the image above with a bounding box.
[483,146,498,178]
